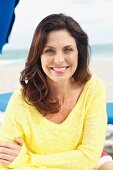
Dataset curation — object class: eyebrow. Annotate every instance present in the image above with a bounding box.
[63,45,73,48]
[44,46,54,48]
[44,45,73,48]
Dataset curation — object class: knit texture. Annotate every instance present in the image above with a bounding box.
[0,75,107,170]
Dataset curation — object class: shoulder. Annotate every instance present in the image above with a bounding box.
[5,88,39,123]
[6,88,40,117]
[86,74,106,92]
[82,74,106,103]
[8,88,25,105]
[6,88,30,112]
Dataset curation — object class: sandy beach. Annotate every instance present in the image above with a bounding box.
[0,58,113,101]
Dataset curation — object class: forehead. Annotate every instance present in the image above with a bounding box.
[46,29,76,45]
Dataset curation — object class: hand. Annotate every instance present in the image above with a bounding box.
[0,138,23,166]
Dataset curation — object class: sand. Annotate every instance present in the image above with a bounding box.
[0,58,113,101]
[90,58,113,102]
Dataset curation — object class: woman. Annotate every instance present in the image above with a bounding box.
[0,13,113,170]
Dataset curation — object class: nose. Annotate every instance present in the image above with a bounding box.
[53,52,65,65]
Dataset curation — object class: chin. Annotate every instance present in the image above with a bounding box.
[52,77,71,82]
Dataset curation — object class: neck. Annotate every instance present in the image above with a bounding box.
[47,79,75,104]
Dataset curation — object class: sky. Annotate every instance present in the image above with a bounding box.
[4,0,113,50]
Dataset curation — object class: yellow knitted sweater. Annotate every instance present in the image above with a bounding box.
[0,75,107,170]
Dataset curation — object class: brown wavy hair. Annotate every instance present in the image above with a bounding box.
[20,13,91,114]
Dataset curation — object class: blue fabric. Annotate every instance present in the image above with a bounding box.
[0,92,13,112]
[0,0,20,53]
[107,102,113,124]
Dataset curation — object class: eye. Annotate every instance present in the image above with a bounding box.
[63,48,73,53]
[44,49,55,55]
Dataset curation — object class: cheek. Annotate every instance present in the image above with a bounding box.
[40,57,46,72]
[74,52,78,63]
[41,56,52,65]
[70,54,78,65]
[70,54,78,71]
[41,56,47,67]
[41,57,51,73]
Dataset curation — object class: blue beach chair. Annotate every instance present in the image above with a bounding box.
[0,92,13,112]
[107,103,113,124]
[105,103,113,154]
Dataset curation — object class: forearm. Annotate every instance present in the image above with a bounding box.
[8,145,99,170]
[30,148,99,170]
[0,165,7,169]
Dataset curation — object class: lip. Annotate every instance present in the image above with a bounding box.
[50,66,69,74]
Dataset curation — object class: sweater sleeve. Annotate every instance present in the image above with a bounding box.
[0,91,27,169]
[0,92,66,170]
[7,82,107,170]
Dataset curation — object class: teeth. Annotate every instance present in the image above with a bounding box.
[52,67,67,71]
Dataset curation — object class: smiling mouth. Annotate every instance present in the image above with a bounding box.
[49,66,70,74]
[50,66,69,71]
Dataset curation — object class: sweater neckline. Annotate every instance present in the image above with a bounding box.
[38,75,93,127]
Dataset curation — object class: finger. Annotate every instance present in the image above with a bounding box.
[0,141,22,150]
[0,147,20,156]
[14,138,23,146]
[0,153,15,162]
[0,158,11,165]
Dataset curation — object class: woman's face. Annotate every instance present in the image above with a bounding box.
[41,29,78,83]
